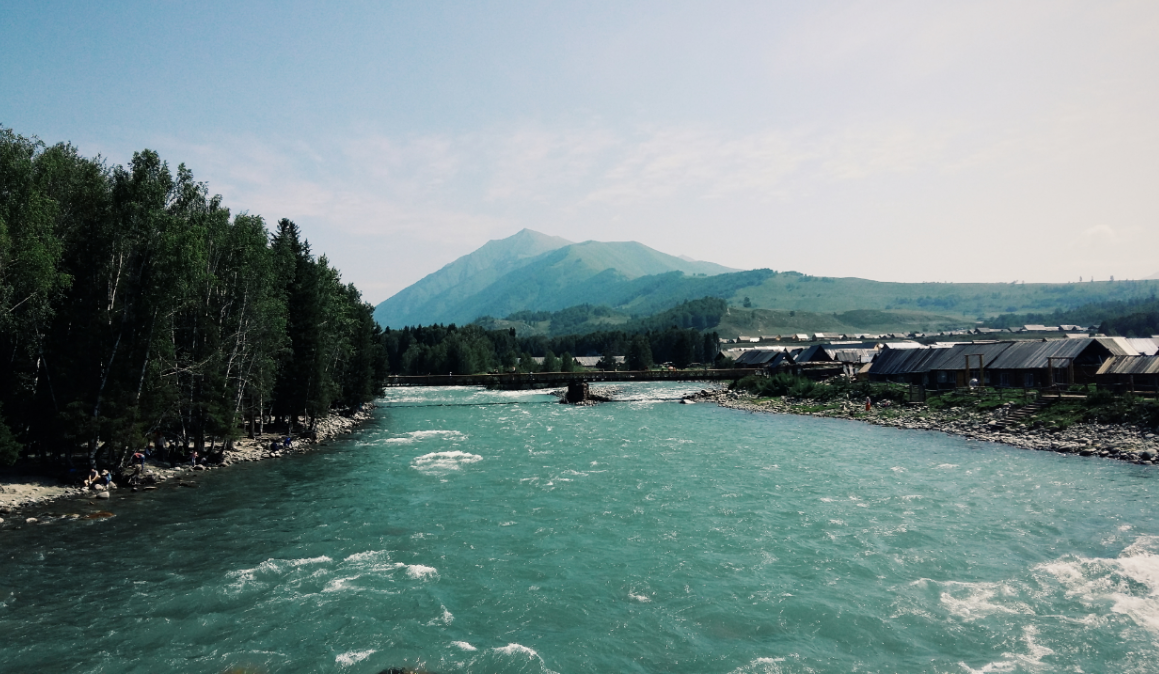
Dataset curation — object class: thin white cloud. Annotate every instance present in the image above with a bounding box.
[76,0,1157,300]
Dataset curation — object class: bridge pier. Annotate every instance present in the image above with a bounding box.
[565,380,589,404]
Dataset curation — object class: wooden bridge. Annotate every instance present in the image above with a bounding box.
[385,368,758,390]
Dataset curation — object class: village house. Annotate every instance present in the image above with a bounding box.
[792,342,877,365]
[982,338,1118,388]
[1096,355,1159,394]
[867,337,1139,390]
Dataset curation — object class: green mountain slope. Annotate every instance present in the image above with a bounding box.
[476,297,961,339]
[374,232,736,327]
[476,297,731,337]
[715,308,961,337]
[726,272,1159,319]
[375,231,1159,330]
[373,229,572,327]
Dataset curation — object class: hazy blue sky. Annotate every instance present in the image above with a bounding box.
[4,1,1158,302]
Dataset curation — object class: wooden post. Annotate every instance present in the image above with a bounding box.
[1047,356,1073,396]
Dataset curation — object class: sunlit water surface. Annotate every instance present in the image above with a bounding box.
[2,383,1158,673]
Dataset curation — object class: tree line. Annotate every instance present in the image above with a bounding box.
[0,128,386,467]
[982,295,1159,337]
[482,296,730,337]
[382,323,721,375]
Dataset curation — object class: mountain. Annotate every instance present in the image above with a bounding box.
[373,229,572,327]
[374,230,736,327]
[375,230,1159,330]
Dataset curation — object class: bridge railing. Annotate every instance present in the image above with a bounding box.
[384,369,759,388]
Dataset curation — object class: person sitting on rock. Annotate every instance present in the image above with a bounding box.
[84,467,100,489]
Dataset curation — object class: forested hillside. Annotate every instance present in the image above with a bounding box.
[476,297,962,338]
[375,230,1159,329]
[983,296,1159,336]
[474,297,730,337]
[0,128,386,467]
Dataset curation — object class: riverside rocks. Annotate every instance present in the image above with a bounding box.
[0,404,376,520]
[691,389,1159,466]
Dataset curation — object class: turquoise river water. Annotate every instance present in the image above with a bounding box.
[2,383,1159,673]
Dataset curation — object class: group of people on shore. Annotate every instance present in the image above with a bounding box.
[266,436,294,455]
[83,467,113,491]
[75,433,298,490]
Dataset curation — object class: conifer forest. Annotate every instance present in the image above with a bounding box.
[0,128,387,467]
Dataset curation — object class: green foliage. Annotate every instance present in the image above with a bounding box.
[628,297,729,333]
[736,374,812,398]
[482,296,731,338]
[925,388,1035,411]
[1033,395,1159,431]
[626,336,654,370]
[1100,309,1159,337]
[734,375,909,405]
[919,386,1159,431]
[0,126,385,467]
[0,403,20,466]
[386,324,518,375]
[383,322,717,375]
[984,296,1159,333]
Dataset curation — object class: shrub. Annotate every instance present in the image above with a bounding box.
[0,411,19,466]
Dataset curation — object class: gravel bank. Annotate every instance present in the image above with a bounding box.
[0,405,375,524]
[691,389,1159,465]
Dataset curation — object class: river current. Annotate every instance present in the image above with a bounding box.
[2,383,1158,673]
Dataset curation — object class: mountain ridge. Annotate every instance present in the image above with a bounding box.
[374,231,1159,330]
[374,229,572,327]
[374,230,735,327]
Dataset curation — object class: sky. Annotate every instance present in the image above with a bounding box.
[3,1,1158,303]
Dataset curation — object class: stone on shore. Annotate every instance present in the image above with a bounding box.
[703,387,1158,467]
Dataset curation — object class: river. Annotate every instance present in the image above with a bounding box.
[2,383,1158,673]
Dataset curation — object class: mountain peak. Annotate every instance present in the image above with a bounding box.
[372,229,573,327]
[373,232,736,327]
[480,228,573,254]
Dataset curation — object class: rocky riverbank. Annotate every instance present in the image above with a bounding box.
[0,405,376,525]
[690,389,1159,465]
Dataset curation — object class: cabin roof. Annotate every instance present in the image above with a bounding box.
[986,338,1107,370]
[1096,355,1159,375]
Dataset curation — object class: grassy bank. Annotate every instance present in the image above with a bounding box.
[730,375,1159,433]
